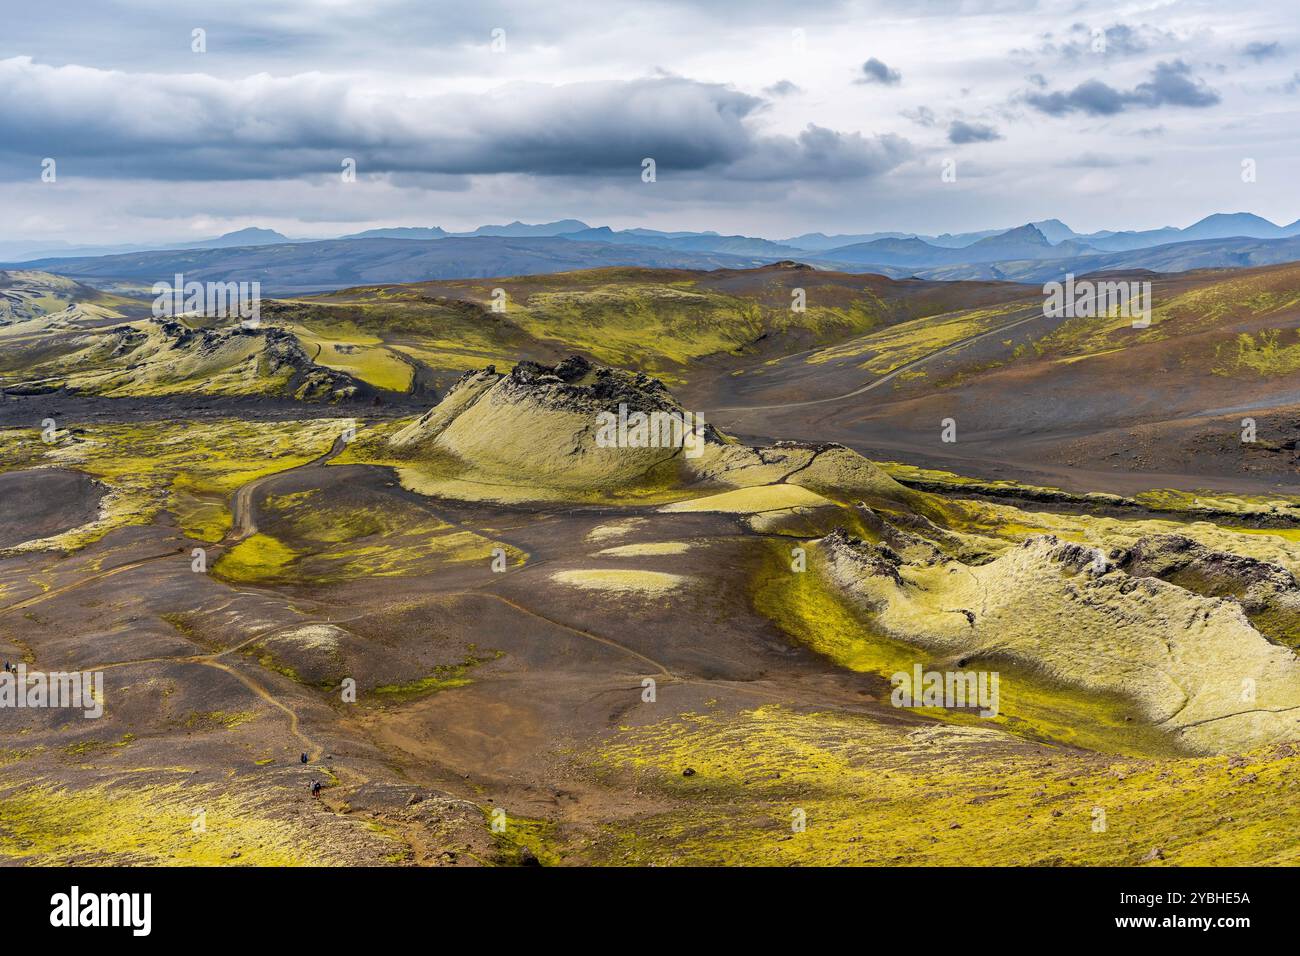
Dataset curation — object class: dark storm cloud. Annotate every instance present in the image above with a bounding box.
[1134,60,1221,107]
[1241,41,1282,61]
[856,57,901,85]
[726,125,912,180]
[0,58,908,183]
[947,120,1001,143]
[1026,61,1219,116]
[1026,79,1128,116]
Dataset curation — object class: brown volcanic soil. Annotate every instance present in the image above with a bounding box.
[688,265,1300,496]
[5,264,1300,865]
[0,468,104,548]
[0,441,914,865]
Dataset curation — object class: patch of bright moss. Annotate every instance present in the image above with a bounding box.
[370,658,484,704]
[582,706,1300,866]
[212,533,300,584]
[488,812,563,866]
[290,324,413,392]
[0,780,349,865]
[1213,329,1300,377]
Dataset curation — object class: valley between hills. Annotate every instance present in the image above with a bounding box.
[1,260,1299,866]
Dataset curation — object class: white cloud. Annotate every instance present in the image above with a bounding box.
[0,58,909,183]
[1,0,1298,241]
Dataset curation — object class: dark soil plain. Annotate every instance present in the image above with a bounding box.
[1,261,1299,867]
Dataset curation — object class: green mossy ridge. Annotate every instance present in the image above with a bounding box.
[269,295,539,384]
[929,492,1300,579]
[510,288,885,378]
[802,303,1027,373]
[749,539,1178,757]
[3,306,364,401]
[0,271,132,324]
[340,412,695,507]
[880,461,1300,526]
[585,705,1300,866]
[247,478,528,582]
[276,268,1038,388]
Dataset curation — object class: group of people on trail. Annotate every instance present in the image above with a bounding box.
[302,752,322,798]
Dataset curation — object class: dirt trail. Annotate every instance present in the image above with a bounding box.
[0,431,350,615]
[455,590,675,678]
[227,433,348,543]
[0,548,186,613]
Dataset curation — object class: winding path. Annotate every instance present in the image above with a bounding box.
[708,305,1044,413]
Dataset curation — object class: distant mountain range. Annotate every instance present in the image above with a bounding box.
[0,220,594,262]
[918,233,1300,283]
[8,237,772,295]
[6,212,1300,292]
[783,212,1300,253]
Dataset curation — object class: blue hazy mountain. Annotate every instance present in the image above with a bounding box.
[9,213,1300,292]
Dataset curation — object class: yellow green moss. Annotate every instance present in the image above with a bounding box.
[584,706,1300,866]
[0,780,354,865]
[212,534,300,584]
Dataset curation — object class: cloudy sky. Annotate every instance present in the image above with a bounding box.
[2,0,1297,245]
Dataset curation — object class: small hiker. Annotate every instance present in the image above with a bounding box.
[300,752,308,764]
[311,781,322,799]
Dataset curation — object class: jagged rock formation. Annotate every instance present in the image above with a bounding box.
[389,356,917,509]
[1116,533,1300,648]
[390,355,715,490]
[4,318,365,402]
[820,530,1300,753]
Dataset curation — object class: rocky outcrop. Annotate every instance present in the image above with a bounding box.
[819,531,1300,754]
[1117,533,1300,648]
[388,356,920,509]
[388,355,723,491]
[6,318,366,403]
